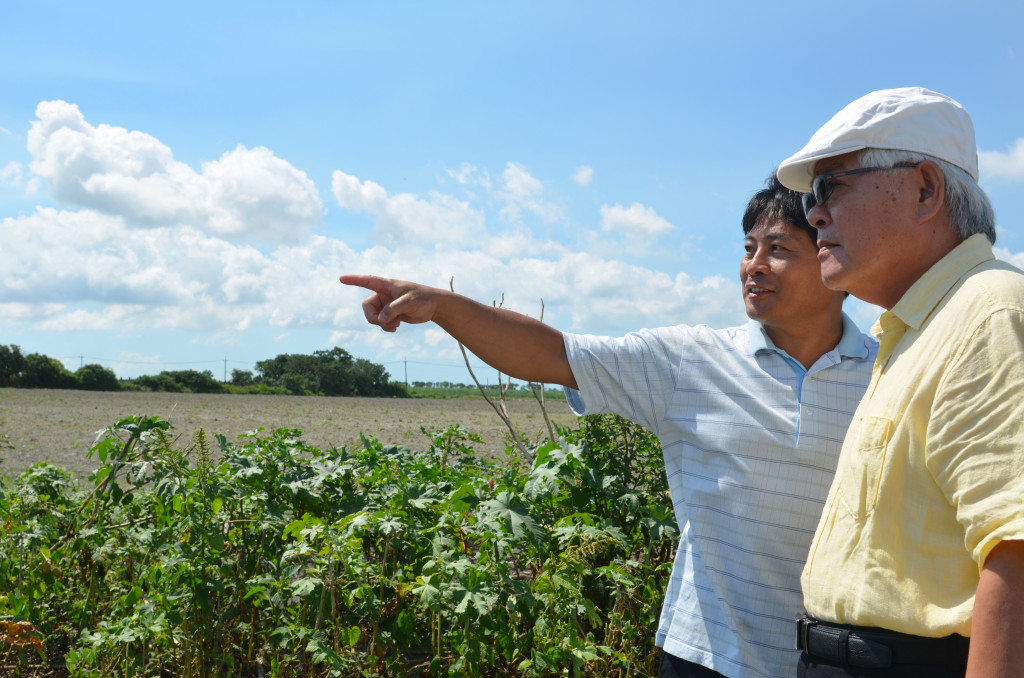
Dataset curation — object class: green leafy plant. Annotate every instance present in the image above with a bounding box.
[0,413,671,677]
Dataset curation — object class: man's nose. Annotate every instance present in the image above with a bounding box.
[805,203,830,230]
[747,248,771,274]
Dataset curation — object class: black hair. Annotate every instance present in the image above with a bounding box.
[741,171,815,246]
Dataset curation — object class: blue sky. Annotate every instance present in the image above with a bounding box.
[2,1,1023,386]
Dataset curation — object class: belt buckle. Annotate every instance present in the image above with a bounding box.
[796,614,817,652]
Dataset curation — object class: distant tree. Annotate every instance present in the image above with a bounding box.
[281,373,310,396]
[351,358,388,396]
[255,348,405,397]
[20,353,76,389]
[316,352,355,396]
[231,369,254,386]
[0,344,27,387]
[135,373,184,393]
[168,370,224,394]
[135,370,224,394]
[76,364,120,391]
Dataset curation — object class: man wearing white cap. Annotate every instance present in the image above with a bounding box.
[342,174,877,678]
[777,87,1024,677]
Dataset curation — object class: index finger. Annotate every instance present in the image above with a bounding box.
[339,274,388,293]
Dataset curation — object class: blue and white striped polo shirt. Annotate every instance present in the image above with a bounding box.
[564,315,877,678]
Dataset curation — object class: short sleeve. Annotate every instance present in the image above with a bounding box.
[562,327,691,434]
[928,308,1024,569]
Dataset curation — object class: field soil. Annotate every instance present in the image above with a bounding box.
[0,388,579,480]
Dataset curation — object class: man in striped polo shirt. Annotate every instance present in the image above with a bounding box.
[340,172,877,678]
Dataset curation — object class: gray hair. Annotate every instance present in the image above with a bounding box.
[859,148,996,244]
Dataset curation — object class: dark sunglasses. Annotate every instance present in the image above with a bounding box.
[801,162,921,217]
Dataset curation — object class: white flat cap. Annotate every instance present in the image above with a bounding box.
[777,87,978,192]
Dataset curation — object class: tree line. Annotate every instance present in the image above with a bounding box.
[0,345,407,398]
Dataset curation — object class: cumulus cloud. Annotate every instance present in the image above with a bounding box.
[980,139,1024,181]
[331,170,485,247]
[444,161,565,226]
[26,100,322,242]
[0,207,357,332]
[600,202,674,236]
[3,106,748,380]
[1,206,744,380]
[499,162,562,223]
[572,165,594,186]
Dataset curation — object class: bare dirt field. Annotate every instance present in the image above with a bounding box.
[0,388,579,480]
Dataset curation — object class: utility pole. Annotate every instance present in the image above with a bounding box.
[224,358,228,383]
[404,358,408,388]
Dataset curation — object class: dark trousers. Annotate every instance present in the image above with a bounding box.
[659,651,727,678]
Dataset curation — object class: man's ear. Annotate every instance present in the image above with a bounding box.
[915,160,946,224]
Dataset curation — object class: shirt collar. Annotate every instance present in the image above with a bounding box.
[885,233,994,332]
[748,312,868,360]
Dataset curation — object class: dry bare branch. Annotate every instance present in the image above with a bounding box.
[450,277,531,458]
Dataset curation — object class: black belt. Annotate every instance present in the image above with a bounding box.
[796,615,970,669]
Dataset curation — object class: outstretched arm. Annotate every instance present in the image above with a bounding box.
[339,274,578,389]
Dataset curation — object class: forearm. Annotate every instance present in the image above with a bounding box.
[340,274,578,388]
[967,539,1024,677]
[431,291,577,388]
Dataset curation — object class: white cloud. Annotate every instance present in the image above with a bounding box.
[0,205,745,381]
[26,100,322,242]
[447,162,492,189]
[503,162,543,197]
[1,161,23,187]
[994,246,1024,270]
[2,108,748,382]
[499,162,562,223]
[572,165,594,186]
[600,202,674,236]
[331,170,485,247]
[0,207,358,333]
[0,302,67,320]
[479,231,570,260]
[446,161,565,226]
[0,162,36,194]
[0,125,11,136]
[980,139,1024,181]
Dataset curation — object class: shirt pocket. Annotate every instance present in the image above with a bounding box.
[837,415,893,519]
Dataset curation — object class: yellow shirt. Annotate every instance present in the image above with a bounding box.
[802,234,1024,637]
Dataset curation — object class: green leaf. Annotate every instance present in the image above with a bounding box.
[341,625,362,647]
[447,483,482,512]
[481,491,544,543]
[121,586,143,608]
[524,462,561,500]
[412,574,443,609]
[291,577,320,597]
